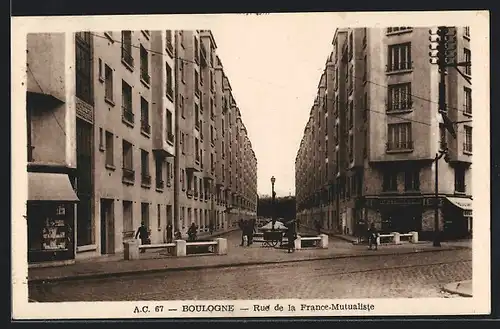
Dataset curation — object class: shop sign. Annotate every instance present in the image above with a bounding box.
[379,198,422,206]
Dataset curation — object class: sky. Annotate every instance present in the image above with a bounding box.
[210,15,337,197]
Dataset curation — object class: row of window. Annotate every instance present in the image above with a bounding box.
[298,164,467,206]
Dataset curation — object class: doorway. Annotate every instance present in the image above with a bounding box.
[100,199,115,254]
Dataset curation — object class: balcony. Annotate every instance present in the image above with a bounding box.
[156,179,165,190]
[141,120,151,135]
[167,131,174,144]
[440,140,448,150]
[463,104,472,116]
[386,140,414,153]
[141,70,151,87]
[386,27,413,35]
[463,143,472,154]
[386,100,413,113]
[386,61,413,74]
[166,85,174,101]
[122,168,135,184]
[166,42,173,56]
[121,47,134,70]
[122,107,134,126]
[141,173,152,187]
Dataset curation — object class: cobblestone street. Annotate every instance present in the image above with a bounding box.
[29,249,471,301]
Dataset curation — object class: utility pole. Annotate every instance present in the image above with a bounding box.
[429,26,471,246]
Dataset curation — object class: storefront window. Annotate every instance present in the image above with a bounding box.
[28,202,74,263]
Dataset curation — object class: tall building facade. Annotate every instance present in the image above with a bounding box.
[295,27,472,240]
[26,30,258,266]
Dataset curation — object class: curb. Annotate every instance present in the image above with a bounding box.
[28,245,468,284]
[442,281,473,297]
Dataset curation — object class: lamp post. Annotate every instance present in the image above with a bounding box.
[271,176,276,229]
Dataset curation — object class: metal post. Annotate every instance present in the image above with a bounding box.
[433,153,441,247]
[271,182,275,229]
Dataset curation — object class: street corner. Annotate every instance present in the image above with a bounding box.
[442,280,472,297]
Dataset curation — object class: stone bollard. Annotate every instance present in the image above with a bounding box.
[123,239,140,260]
[392,232,401,245]
[294,235,302,250]
[410,231,419,243]
[175,239,187,257]
[319,234,329,249]
[216,238,228,255]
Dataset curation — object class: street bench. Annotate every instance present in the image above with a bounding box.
[294,234,329,250]
[124,238,228,260]
[376,232,419,245]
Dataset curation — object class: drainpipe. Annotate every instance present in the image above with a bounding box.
[173,30,180,233]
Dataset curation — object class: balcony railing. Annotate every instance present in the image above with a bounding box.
[387,100,413,112]
[122,167,135,183]
[387,27,413,34]
[186,189,193,198]
[141,70,151,85]
[440,140,448,150]
[463,104,472,116]
[166,85,174,99]
[455,184,466,194]
[122,107,134,124]
[167,132,174,143]
[194,191,199,199]
[166,42,173,55]
[463,143,472,153]
[386,61,412,72]
[141,174,151,186]
[121,47,134,68]
[156,180,165,190]
[141,120,151,134]
[386,140,414,151]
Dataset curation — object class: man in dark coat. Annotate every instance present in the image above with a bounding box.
[166,223,173,243]
[286,221,297,253]
[239,218,245,246]
[135,221,149,253]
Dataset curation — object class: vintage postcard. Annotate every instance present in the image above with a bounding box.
[11,10,490,319]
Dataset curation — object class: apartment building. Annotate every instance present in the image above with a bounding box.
[175,30,258,234]
[26,30,258,266]
[296,27,472,240]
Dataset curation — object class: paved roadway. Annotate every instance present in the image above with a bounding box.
[29,249,471,301]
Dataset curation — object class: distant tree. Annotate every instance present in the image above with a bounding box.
[257,196,296,221]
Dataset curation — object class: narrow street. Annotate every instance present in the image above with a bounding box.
[29,249,471,301]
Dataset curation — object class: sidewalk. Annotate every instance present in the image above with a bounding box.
[28,229,470,283]
[442,280,473,297]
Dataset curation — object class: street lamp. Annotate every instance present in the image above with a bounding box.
[271,176,276,229]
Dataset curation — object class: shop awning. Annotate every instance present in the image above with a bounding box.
[446,197,472,216]
[28,172,79,202]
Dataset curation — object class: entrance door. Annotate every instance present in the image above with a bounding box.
[100,199,115,254]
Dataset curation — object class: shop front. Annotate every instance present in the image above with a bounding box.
[27,172,79,265]
[365,197,423,234]
[443,196,473,240]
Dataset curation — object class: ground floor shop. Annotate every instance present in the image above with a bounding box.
[27,171,79,266]
[297,195,472,240]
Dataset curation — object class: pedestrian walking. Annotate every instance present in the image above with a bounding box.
[286,221,297,253]
[238,218,246,246]
[247,218,256,246]
[315,219,322,235]
[135,221,150,253]
[187,223,198,242]
[367,223,379,250]
[166,223,173,243]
